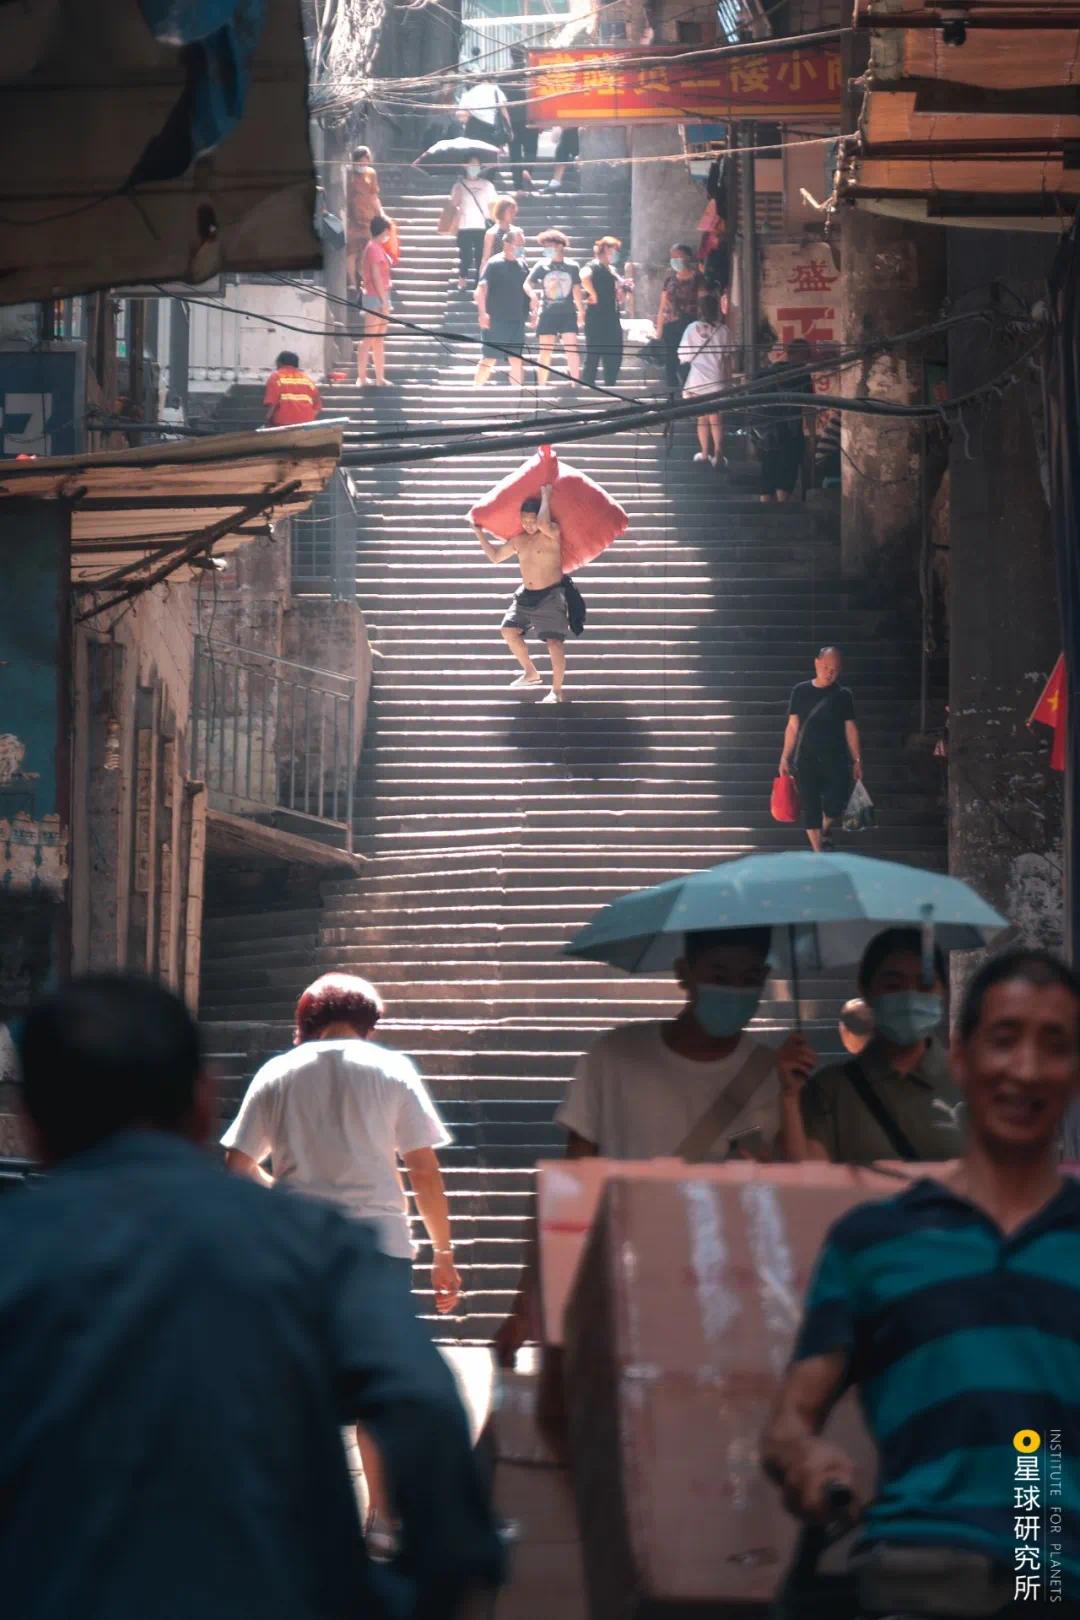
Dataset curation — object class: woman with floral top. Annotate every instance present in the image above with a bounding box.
[654,242,706,391]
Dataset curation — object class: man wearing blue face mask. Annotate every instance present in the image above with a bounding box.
[554,926,815,1162]
[493,926,816,1364]
[794,927,964,1164]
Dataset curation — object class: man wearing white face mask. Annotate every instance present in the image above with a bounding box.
[556,926,815,1162]
[792,927,964,1164]
[449,162,498,290]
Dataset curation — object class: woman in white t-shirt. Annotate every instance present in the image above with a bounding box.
[678,290,733,468]
[449,161,498,290]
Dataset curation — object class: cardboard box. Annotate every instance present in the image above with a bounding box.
[537,1156,915,1346]
[560,1172,892,1616]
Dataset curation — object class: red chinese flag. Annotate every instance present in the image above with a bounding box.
[1029,655,1067,772]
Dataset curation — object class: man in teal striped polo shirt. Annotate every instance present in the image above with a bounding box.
[763,948,1080,1619]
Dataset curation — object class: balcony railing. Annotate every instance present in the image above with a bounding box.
[191,637,356,853]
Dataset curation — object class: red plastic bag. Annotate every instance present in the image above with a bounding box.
[770,774,800,824]
[468,445,628,571]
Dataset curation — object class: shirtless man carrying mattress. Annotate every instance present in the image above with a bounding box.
[472,485,568,703]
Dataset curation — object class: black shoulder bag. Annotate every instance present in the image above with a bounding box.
[846,1060,920,1161]
[562,575,586,636]
[792,692,833,769]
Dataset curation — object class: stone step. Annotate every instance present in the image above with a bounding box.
[200,987,880,1025]
[367,690,919,709]
[355,779,931,807]
[319,841,938,891]
[349,799,940,831]
[366,665,915,693]
[361,750,928,780]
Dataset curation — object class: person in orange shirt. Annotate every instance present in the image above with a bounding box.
[263,352,322,427]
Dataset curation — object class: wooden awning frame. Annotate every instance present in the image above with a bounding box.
[856,3,1080,28]
[0,424,343,584]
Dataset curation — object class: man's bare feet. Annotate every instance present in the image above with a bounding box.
[510,672,543,688]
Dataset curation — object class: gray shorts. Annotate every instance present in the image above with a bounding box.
[501,582,568,642]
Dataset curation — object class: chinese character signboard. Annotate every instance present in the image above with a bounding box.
[761,241,841,357]
[527,44,842,126]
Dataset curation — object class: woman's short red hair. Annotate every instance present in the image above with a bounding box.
[294,973,385,1044]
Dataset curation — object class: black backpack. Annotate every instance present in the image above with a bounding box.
[563,575,587,637]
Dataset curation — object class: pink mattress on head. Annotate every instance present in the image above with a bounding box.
[468,445,628,571]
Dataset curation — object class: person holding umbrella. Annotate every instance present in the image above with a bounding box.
[448,158,498,291]
[494,851,1008,1367]
[556,926,816,1162]
[779,645,862,852]
[494,925,817,1366]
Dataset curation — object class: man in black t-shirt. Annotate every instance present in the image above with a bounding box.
[526,229,585,385]
[779,645,863,851]
[474,228,536,388]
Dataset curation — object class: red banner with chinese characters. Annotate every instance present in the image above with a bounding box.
[525,44,843,126]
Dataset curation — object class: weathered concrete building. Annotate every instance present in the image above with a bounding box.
[0,424,360,1153]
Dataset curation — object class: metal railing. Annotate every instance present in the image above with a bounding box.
[191,637,356,853]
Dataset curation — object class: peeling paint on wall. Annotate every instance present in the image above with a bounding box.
[1005,848,1065,955]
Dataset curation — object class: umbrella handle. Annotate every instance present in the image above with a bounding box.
[789,924,803,1032]
[920,904,936,991]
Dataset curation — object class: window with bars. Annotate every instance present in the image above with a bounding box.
[717,0,771,42]
[290,470,357,601]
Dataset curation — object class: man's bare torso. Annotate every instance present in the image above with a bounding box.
[512,526,563,591]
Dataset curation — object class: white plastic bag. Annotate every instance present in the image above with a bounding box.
[842,779,875,833]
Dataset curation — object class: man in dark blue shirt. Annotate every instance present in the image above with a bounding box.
[764,949,1080,1619]
[0,975,503,1620]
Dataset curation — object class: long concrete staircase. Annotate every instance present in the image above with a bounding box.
[200,173,946,1338]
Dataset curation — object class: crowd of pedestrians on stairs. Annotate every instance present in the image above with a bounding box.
[281,120,843,500]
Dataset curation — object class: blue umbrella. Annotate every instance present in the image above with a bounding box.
[564,851,1009,979]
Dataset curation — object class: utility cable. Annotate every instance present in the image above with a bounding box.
[268,270,1039,423]
[149,283,1042,446]
[337,337,1046,469]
